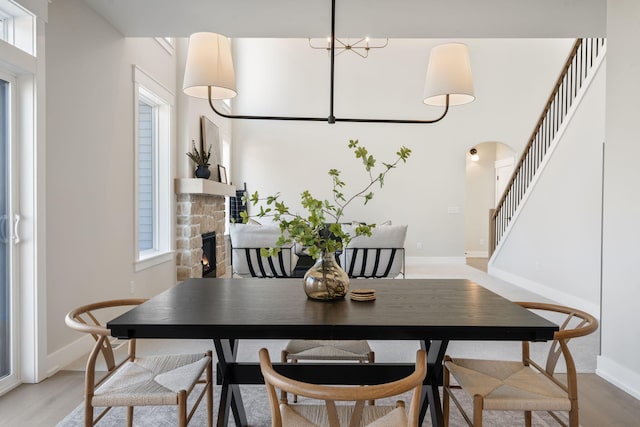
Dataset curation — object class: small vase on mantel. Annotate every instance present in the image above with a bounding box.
[303,251,349,301]
[194,164,211,179]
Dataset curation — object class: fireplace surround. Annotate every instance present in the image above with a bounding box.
[175,179,236,282]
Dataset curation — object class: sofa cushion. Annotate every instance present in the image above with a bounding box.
[229,223,298,277]
[340,224,407,278]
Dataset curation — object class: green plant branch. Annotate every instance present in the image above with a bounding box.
[243,139,411,259]
[335,155,406,216]
[186,140,212,165]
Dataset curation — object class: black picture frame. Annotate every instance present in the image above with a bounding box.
[218,165,228,184]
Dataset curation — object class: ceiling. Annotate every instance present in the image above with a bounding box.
[80,0,606,39]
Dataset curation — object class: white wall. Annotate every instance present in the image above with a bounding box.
[598,0,640,400]
[45,0,178,357]
[490,60,606,317]
[231,38,574,260]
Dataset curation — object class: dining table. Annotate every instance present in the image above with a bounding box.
[107,278,558,427]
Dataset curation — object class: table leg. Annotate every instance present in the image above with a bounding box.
[213,339,248,427]
[419,339,449,427]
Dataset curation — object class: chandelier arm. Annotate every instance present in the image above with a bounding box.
[208,90,450,124]
[207,94,327,122]
[308,38,328,50]
[335,96,450,124]
[350,48,368,59]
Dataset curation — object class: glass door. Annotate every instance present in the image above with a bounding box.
[0,74,17,389]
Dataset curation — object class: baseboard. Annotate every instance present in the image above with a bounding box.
[465,251,488,258]
[597,355,640,400]
[44,335,93,380]
[406,256,466,265]
[488,265,600,318]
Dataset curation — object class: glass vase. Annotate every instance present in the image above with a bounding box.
[303,251,349,301]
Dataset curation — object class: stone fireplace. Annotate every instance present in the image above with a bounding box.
[175,179,236,282]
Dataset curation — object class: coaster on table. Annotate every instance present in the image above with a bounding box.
[350,288,376,301]
[351,295,376,301]
[351,288,375,294]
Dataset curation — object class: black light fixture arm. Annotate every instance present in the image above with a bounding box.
[208,0,450,124]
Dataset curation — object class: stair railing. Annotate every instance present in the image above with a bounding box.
[490,38,606,256]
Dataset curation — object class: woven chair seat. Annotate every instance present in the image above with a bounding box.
[93,353,211,407]
[281,403,408,426]
[284,340,373,361]
[65,299,213,426]
[445,357,570,411]
[442,302,598,427]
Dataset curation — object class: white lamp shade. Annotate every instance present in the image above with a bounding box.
[183,32,237,100]
[423,43,475,107]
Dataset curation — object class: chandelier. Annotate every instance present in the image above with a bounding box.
[182,0,474,124]
[308,37,389,58]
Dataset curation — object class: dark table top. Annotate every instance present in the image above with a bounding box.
[108,278,558,341]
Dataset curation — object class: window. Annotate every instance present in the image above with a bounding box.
[0,0,35,56]
[137,97,154,251]
[134,66,174,270]
[155,37,175,55]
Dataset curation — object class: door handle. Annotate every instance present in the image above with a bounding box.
[12,213,20,244]
[0,214,6,243]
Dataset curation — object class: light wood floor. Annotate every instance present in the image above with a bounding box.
[1,259,638,426]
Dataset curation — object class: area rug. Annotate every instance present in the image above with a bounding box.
[56,382,568,426]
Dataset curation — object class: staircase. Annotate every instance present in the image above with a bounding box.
[489,38,606,257]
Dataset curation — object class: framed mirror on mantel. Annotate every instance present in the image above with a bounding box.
[175,178,236,197]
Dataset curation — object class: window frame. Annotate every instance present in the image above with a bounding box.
[0,0,35,56]
[133,66,174,271]
[0,69,19,394]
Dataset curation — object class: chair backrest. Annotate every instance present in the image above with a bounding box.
[229,223,298,277]
[516,302,598,401]
[342,247,405,278]
[259,348,426,427]
[340,224,407,278]
[65,299,146,373]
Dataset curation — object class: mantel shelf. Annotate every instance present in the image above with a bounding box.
[175,178,236,197]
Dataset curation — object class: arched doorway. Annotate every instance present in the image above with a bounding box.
[464,142,515,264]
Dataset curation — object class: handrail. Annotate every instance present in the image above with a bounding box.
[490,38,606,256]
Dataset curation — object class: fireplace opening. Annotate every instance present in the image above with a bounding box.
[202,232,216,277]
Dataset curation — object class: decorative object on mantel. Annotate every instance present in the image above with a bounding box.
[186,140,211,179]
[218,165,228,184]
[243,139,411,301]
[182,0,474,124]
[200,115,221,180]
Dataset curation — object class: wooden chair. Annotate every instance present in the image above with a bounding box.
[281,339,375,404]
[259,348,426,427]
[443,302,598,427]
[65,299,213,427]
